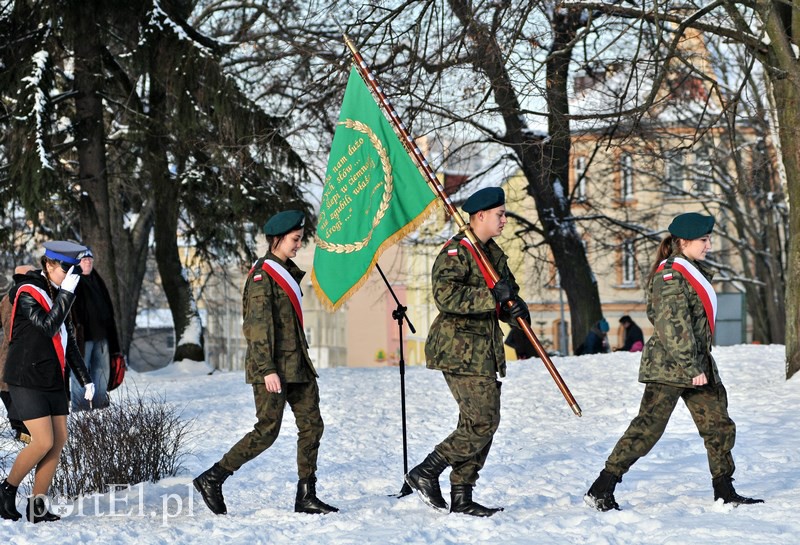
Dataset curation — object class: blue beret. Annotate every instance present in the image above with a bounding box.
[43,241,88,265]
[462,187,505,214]
[668,213,715,240]
[263,210,305,236]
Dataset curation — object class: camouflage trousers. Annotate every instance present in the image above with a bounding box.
[435,373,502,486]
[605,382,736,479]
[219,379,323,479]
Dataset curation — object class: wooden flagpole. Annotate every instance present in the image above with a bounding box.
[343,34,582,417]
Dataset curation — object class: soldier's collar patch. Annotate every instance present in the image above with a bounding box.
[254,273,264,282]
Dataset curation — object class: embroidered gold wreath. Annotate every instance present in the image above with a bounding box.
[316,119,393,254]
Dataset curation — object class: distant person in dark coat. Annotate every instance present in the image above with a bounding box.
[69,247,122,410]
[576,318,610,355]
[616,315,644,352]
[504,327,536,359]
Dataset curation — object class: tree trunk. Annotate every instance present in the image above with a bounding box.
[540,13,604,349]
[724,119,786,345]
[753,154,787,344]
[147,73,205,364]
[448,0,602,351]
[70,5,154,355]
[773,77,800,378]
[71,7,123,344]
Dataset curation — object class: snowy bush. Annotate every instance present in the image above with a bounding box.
[51,390,192,497]
[0,416,15,479]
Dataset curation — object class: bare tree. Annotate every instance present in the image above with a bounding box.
[200,1,611,348]
[193,1,800,367]
[558,1,798,375]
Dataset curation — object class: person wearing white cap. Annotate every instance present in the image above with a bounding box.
[0,241,94,523]
[69,246,123,410]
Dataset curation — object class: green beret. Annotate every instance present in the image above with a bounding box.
[668,212,715,240]
[462,187,505,214]
[263,210,305,236]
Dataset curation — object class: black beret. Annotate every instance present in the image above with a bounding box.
[263,210,305,236]
[462,187,505,214]
[668,213,715,240]
[43,241,88,265]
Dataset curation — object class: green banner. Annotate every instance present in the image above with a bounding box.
[312,66,437,310]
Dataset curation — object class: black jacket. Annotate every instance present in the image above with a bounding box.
[3,271,90,391]
[621,322,644,351]
[577,326,609,356]
[71,269,121,355]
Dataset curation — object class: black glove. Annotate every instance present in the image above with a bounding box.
[508,296,530,323]
[490,278,514,305]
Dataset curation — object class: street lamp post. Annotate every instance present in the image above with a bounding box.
[559,286,569,356]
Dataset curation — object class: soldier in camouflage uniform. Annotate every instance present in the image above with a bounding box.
[405,187,530,517]
[194,210,338,516]
[585,212,763,511]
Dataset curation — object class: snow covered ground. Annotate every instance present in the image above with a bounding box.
[1,344,797,544]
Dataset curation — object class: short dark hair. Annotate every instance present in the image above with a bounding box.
[619,315,632,324]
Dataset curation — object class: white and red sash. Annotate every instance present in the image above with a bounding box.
[444,237,501,315]
[255,259,304,327]
[443,237,497,289]
[657,257,717,333]
[8,284,68,378]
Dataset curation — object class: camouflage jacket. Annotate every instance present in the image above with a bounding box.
[639,254,720,387]
[242,253,317,384]
[425,234,519,378]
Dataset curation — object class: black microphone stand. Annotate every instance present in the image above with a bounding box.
[376,263,415,498]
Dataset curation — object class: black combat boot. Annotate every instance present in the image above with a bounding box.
[0,479,21,521]
[193,463,233,515]
[712,475,764,506]
[26,496,60,523]
[450,484,503,517]
[584,470,621,512]
[405,450,450,511]
[295,475,339,514]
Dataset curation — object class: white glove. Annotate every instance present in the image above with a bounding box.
[61,266,81,293]
[84,382,95,401]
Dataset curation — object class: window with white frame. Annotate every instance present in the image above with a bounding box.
[665,152,685,196]
[693,148,713,193]
[620,153,634,201]
[622,239,636,285]
[575,156,587,201]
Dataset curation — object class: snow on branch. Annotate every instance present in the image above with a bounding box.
[142,0,213,58]
[20,50,55,171]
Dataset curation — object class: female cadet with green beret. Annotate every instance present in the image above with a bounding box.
[584,212,763,511]
[193,210,338,516]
